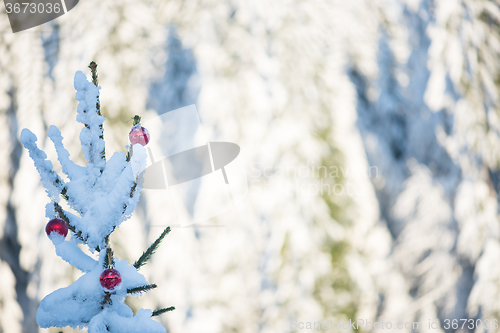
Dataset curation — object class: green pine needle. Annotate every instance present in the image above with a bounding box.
[127,284,157,294]
[103,246,114,269]
[88,61,99,87]
[133,226,171,270]
[151,307,175,316]
[133,115,141,126]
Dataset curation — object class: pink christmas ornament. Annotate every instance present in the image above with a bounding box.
[100,268,122,291]
[45,218,68,238]
[129,125,150,146]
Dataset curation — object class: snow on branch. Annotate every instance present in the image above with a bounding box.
[48,125,86,180]
[53,202,86,243]
[55,240,98,272]
[88,308,166,333]
[20,128,66,200]
[74,70,105,171]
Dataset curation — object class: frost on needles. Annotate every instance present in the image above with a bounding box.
[20,64,173,333]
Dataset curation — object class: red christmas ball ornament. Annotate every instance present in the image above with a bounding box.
[100,268,122,291]
[45,218,68,238]
[129,125,150,146]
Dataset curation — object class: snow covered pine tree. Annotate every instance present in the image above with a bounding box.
[20,63,174,333]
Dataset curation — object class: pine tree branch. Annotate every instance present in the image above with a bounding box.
[61,186,69,201]
[126,284,157,294]
[48,125,87,182]
[20,131,67,197]
[130,182,137,197]
[88,61,105,163]
[89,61,99,87]
[122,182,138,214]
[79,62,105,169]
[151,307,175,316]
[103,245,114,268]
[133,115,141,126]
[101,292,112,308]
[133,226,171,270]
[54,202,85,243]
[59,186,85,216]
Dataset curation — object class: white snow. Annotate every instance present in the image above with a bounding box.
[20,129,64,200]
[88,307,165,333]
[55,241,98,272]
[74,70,105,170]
[36,263,105,329]
[113,259,149,291]
[36,255,163,332]
[130,144,148,179]
[47,232,65,246]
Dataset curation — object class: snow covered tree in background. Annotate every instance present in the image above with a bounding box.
[2,0,500,332]
[20,63,173,333]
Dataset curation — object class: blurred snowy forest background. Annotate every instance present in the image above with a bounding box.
[1,0,500,332]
